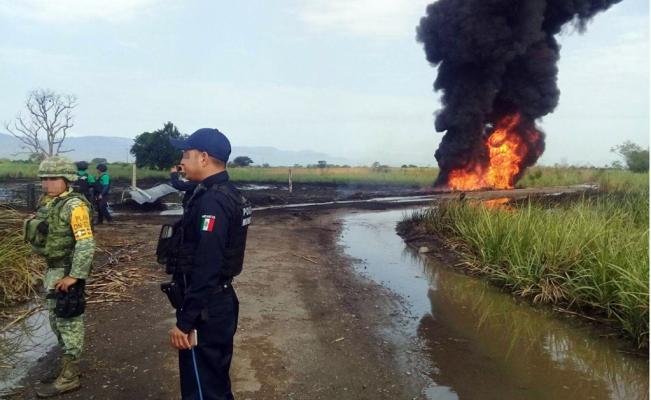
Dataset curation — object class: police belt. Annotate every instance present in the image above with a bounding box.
[162,278,233,309]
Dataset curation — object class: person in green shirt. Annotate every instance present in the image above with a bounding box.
[94,163,112,224]
[74,161,95,202]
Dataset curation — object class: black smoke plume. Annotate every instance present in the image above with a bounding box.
[417,0,622,186]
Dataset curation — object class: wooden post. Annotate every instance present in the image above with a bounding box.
[26,183,36,210]
[131,163,137,188]
[288,168,293,193]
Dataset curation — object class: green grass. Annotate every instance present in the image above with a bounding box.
[519,166,649,192]
[0,161,440,186]
[0,162,169,181]
[0,162,40,179]
[0,207,43,307]
[404,188,649,348]
[2,160,647,189]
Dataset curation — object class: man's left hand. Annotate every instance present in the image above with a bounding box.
[55,276,78,292]
[169,326,192,350]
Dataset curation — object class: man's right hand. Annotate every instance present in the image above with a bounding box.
[169,326,192,350]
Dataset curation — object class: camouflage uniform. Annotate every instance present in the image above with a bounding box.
[25,156,95,397]
[43,187,95,359]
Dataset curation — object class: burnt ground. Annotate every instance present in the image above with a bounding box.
[0,178,429,210]
[115,181,432,211]
[1,176,596,213]
[11,210,427,400]
[237,182,427,207]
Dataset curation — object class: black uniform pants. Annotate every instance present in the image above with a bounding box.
[96,197,112,223]
[179,288,239,400]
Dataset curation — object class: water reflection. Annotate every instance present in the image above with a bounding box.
[0,187,18,204]
[341,209,648,400]
[0,307,57,396]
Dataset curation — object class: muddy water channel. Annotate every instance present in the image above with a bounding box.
[340,208,649,400]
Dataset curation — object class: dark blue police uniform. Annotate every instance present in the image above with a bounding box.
[175,171,239,400]
[166,128,247,400]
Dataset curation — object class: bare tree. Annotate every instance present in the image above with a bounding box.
[5,89,77,157]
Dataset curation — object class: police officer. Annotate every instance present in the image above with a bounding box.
[162,128,251,400]
[23,156,95,397]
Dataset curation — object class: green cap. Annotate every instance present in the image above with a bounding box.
[38,156,78,182]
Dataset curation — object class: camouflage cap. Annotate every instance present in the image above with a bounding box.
[38,156,78,181]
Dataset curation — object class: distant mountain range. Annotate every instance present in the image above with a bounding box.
[0,133,352,166]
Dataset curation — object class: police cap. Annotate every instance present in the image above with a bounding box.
[170,128,231,163]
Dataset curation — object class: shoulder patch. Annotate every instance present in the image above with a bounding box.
[200,215,216,232]
[70,204,93,240]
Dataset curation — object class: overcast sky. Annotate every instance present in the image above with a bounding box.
[0,0,648,166]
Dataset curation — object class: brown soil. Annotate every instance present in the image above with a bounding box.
[14,210,426,400]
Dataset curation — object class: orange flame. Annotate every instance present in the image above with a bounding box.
[448,113,537,191]
[482,197,512,210]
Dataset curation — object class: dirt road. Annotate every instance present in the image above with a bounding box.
[16,209,425,400]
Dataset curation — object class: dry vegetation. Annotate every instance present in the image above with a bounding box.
[0,207,43,307]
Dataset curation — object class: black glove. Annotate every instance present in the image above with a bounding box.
[37,220,49,234]
[54,280,86,318]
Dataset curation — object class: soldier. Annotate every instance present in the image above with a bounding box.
[23,156,96,397]
[158,128,252,400]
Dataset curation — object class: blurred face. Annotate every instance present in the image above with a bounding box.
[41,177,68,197]
[180,150,209,181]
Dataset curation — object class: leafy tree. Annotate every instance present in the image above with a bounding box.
[609,160,624,170]
[91,157,107,165]
[130,122,185,170]
[611,141,649,173]
[371,161,389,172]
[232,156,254,167]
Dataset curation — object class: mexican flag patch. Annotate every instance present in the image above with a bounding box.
[200,215,216,232]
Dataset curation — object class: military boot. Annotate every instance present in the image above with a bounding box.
[35,355,81,397]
